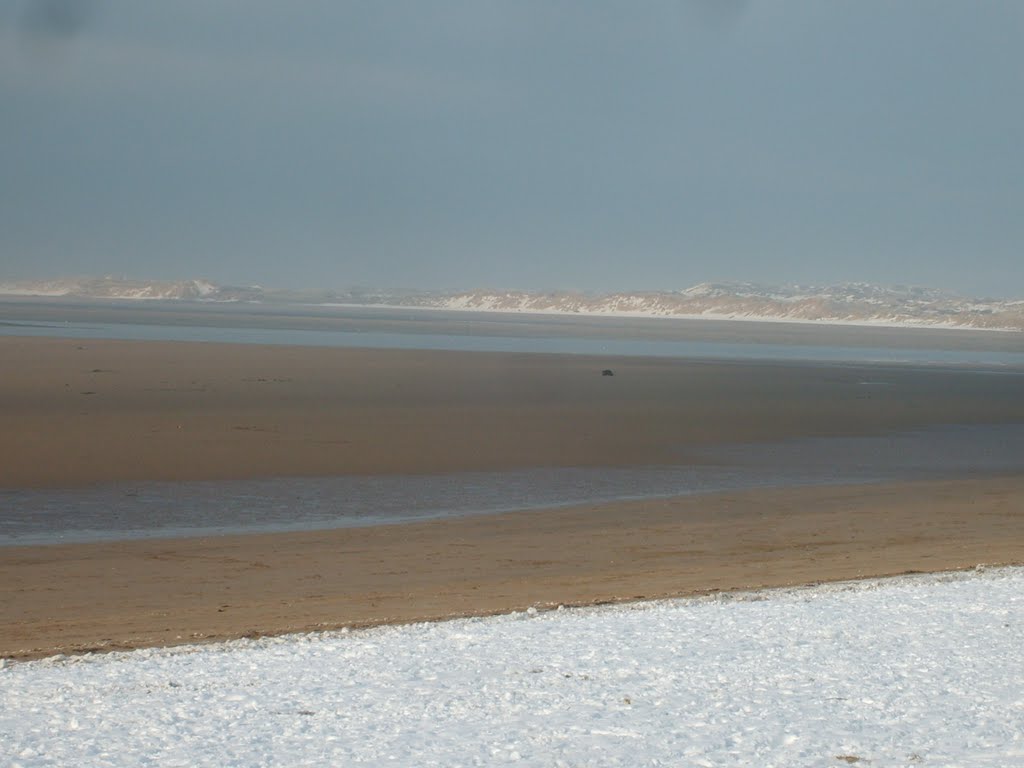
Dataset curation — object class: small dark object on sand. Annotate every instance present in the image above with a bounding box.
[601,369,614,376]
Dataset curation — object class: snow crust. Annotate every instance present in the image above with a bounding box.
[2,568,1023,766]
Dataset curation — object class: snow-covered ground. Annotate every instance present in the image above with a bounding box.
[3,568,1023,767]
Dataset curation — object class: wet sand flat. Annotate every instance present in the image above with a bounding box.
[2,335,1023,659]
[1,476,1023,660]
[3,336,1024,488]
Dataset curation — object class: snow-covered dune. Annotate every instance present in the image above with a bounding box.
[0,277,258,302]
[3,567,1022,766]
[4,276,1024,330]
[437,283,1024,331]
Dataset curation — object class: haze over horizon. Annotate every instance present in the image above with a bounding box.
[3,1,1023,298]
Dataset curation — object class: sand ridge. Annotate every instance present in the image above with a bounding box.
[2,476,1023,660]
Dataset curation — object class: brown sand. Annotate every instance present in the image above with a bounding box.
[2,476,1023,660]
[3,336,1024,487]
[2,336,1023,660]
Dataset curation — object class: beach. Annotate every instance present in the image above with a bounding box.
[5,567,1022,766]
[1,335,1023,659]
[3,335,1024,487]
[3,473,1024,659]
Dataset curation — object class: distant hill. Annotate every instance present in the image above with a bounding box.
[0,276,261,302]
[2,276,1022,331]
[429,282,1024,331]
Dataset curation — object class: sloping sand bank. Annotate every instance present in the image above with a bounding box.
[2,476,1022,660]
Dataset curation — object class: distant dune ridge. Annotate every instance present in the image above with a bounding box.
[2,275,1023,330]
[0,276,261,302]
[435,282,1024,330]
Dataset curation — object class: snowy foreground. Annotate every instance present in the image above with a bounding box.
[3,569,1023,767]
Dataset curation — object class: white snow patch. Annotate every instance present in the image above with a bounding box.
[2,567,1023,766]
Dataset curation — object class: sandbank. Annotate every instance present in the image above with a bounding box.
[2,476,1023,659]
[3,336,1024,488]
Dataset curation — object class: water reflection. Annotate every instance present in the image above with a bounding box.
[2,318,1024,367]
[3,424,1022,546]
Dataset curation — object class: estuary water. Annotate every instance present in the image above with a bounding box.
[3,424,1023,546]
[4,317,1024,367]
[2,298,1024,367]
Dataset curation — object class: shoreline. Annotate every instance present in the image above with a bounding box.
[339,300,1024,333]
[3,475,1023,660]
[4,293,1024,332]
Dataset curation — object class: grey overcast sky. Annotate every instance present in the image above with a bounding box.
[2,1,1022,296]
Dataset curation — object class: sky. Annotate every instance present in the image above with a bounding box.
[2,1,1023,297]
